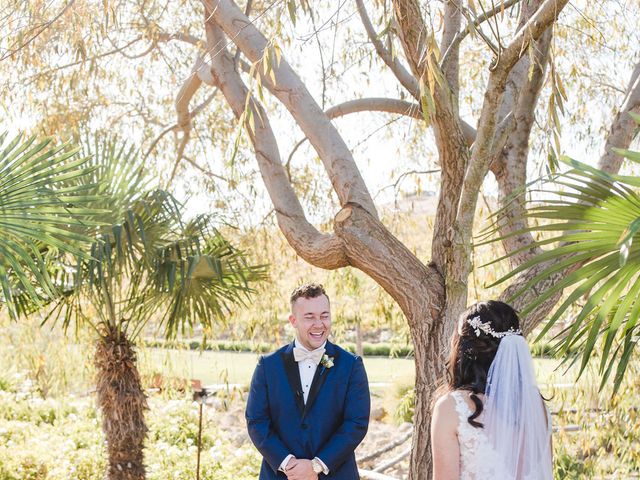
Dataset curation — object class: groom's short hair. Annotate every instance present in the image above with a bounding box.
[290,283,329,309]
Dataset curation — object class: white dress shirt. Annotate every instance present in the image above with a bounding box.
[279,339,330,475]
[296,339,325,404]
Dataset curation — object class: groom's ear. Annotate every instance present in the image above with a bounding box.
[288,313,297,328]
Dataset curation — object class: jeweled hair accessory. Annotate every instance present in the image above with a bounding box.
[466,315,522,338]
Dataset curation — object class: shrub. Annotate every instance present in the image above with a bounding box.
[142,338,415,357]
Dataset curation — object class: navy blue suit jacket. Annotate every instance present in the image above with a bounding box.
[245,341,370,479]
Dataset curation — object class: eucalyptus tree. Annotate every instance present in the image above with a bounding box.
[43,138,266,480]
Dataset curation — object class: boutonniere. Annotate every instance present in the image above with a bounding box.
[319,354,334,375]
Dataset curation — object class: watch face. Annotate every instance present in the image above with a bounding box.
[312,460,322,473]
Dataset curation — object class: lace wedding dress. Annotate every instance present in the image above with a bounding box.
[451,390,505,480]
[451,389,553,480]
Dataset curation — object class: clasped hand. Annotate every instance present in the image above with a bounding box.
[284,457,318,480]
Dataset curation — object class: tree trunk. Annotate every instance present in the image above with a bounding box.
[197,3,567,478]
[94,327,148,480]
[407,283,467,480]
[332,205,446,480]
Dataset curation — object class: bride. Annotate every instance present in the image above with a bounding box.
[430,301,553,480]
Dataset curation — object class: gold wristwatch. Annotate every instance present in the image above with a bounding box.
[311,458,323,474]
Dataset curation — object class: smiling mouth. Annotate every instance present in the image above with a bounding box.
[309,332,324,339]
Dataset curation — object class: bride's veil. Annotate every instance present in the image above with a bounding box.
[483,335,553,480]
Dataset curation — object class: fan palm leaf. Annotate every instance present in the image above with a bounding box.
[485,149,640,394]
[0,132,101,318]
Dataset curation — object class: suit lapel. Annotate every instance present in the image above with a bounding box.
[302,341,338,419]
[281,342,304,414]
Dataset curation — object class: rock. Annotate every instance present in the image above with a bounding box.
[398,422,413,432]
[370,407,386,421]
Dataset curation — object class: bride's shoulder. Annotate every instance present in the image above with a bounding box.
[431,392,458,433]
[433,391,457,416]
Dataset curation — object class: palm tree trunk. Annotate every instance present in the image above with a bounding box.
[94,327,148,480]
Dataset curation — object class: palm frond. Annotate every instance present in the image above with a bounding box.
[0,133,101,318]
[487,150,640,394]
[45,136,267,342]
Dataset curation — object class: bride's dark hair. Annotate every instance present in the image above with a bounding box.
[443,300,521,428]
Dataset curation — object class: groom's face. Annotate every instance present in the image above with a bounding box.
[289,294,331,350]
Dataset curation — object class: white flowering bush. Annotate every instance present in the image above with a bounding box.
[0,374,260,480]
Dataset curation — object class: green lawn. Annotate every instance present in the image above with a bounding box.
[137,347,565,389]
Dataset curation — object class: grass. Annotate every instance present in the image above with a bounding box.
[138,347,562,388]
[2,354,639,480]
[138,348,416,386]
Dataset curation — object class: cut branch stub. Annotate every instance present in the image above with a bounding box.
[334,204,444,332]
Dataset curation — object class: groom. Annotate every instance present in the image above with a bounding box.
[246,283,370,479]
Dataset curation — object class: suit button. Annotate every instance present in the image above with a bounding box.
[301,424,308,430]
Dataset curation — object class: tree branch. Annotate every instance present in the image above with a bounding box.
[458,0,569,237]
[491,0,569,73]
[355,0,420,99]
[333,204,444,328]
[1,0,75,62]
[205,0,445,340]
[203,10,348,269]
[237,46,479,144]
[374,169,440,200]
[157,31,202,47]
[441,0,522,67]
[145,92,216,160]
[287,97,472,180]
[440,0,567,342]
[597,60,640,173]
[20,36,144,86]
[182,155,230,182]
[392,0,470,278]
[168,54,217,183]
[325,98,475,145]
[439,1,461,95]
[326,97,421,119]
[205,0,378,219]
[490,0,553,268]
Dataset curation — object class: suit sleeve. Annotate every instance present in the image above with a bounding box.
[245,356,291,473]
[316,356,370,472]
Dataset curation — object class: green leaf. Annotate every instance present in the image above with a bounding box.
[486,148,640,393]
[617,217,640,266]
[287,0,296,25]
